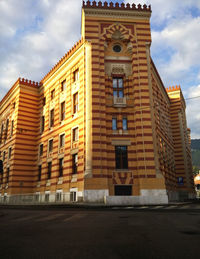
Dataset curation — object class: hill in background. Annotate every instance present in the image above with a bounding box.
[191,139,200,174]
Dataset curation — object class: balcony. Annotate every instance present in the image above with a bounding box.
[113,96,127,107]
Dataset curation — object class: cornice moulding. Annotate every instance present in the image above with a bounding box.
[84,9,151,20]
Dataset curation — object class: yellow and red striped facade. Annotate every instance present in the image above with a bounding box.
[0,1,195,204]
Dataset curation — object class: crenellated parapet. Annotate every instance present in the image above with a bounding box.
[166,85,181,92]
[41,38,84,83]
[19,78,41,87]
[82,1,151,12]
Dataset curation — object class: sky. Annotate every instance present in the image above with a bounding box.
[0,0,200,138]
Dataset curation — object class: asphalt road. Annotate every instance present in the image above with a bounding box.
[0,206,199,259]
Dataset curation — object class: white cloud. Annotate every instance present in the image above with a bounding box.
[0,0,82,100]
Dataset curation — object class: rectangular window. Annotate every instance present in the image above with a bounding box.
[45,192,50,202]
[122,117,128,130]
[2,151,6,161]
[51,89,55,100]
[112,118,117,130]
[50,109,54,128]
[39,144,43,156]
[73,69,79,82]
[0,124,3,144]
[113,78,123,97]
[115,146,128,169]
[61,80,66,92]
[59,133,65,148]
[6,167,10,184]
[72,127,78,142]
[114,185,132,196]
[48,139,53,153]
[4,119,9,141]
[38,165,42,181]
[43,97,46,106]
[72,154,78,174]
[60,102,65,121]
[8,147,12,159]
[41,116,45,133]
[59,158,64,177]
[10,120,14,136]
[56,191,62,202]
[73,92,78,114]
[47,162,52,179]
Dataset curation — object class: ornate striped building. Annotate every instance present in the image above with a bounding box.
[0,1,195,204]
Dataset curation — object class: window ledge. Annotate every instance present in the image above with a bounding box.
[72,113,78,120]
[114,169,131,173]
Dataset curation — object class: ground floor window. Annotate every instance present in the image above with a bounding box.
[70,191,76,202]
[114,185,132,196]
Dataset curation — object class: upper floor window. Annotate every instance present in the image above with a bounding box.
[41,116,45,133]
[60,102,65,122]
[4,119,9,141]
[61,80,66,92]
[72,127,79,142]
[113,78,123,97]
[122,117,128,130]
[59,158,64,177]
[73,92,78,114]
[59,133,65,148]
[8,147,12,160]
[47,162,52,179]
[0,124,3,144]
[115,146,128,169]
[48,139,53,153]
[6,167,10,184]
[10,120,14,136]
[39,144,43,157]
[112,117,117,130]
[50,109,54,128]
[73,69,79,82]
[2,151,6,161]
[43,97,46,106]
[51,89,55,100]
[38,165,42,181]
[72,154,78,174]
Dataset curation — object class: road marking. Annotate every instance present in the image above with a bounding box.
[138,206,149,209]
[35,213,65,222]
[165,205,177,209]
[63,214,87,222]
[12,215,39,222]
[180,205,190,209]
[152,206,164,209]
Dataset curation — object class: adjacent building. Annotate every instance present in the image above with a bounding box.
[0,1,195,205]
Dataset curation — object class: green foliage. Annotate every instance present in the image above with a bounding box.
[191,139,200,150]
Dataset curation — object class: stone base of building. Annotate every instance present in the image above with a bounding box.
[105,189,169,205]
[167,190,196,202]
[0,189,196,205]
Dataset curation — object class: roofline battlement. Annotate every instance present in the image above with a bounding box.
[82,1,151,12]
[41,38,85,84]
[166,85,181,92]
[19,78,41,87]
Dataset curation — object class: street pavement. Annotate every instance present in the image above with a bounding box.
[0,202,200,259]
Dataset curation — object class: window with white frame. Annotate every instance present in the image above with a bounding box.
[72,127,78,142]
[48,139,53,153]
[59,133,65,148]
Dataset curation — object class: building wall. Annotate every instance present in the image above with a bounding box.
[0,1,195,204]
[82,3,167,203]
